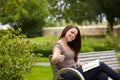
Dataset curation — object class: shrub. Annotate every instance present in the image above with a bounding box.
[32,40,54,57]
[104,34,120,51]
[81,37,94,52]
[81,46,94,52]
[0,28,33,80]
[93,42,106,51]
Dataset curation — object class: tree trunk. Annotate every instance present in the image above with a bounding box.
[107,17,114,35]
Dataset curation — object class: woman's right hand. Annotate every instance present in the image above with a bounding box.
[57,54,65,62]
[52,47,65,63]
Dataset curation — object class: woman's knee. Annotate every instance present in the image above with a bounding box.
[100,72,108,77]
[99,62,106,67]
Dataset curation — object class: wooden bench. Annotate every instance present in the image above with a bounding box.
[78,50,120,80]
[49,50,120,80]
[78,50,120,71]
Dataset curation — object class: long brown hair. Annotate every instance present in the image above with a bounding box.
[59,25,81,62]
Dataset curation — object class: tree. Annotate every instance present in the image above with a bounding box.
[48,0,120,34]
[0,0,50,37]
[48,0,101,24]
[97,0,120,33]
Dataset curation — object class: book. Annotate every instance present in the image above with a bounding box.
[82,59,100,72]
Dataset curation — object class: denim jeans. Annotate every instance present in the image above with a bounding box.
[63,62,120,80]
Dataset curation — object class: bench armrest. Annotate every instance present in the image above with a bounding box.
[54,68,85,80]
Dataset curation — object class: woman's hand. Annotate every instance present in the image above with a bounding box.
[52,54,65,63]
[52,47,65,63]
[76,60,85,66]
[57,54,65,62]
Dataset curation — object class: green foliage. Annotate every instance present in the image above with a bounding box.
[0,0,50,37]
[97,0,120,32]
[0,28,33,80]
[44,20,57,27]
[81,37,94,52]
[81,35,120,52]
[92,42,105,51]
[104,34,120,51]
[29,36,58,57]
[48,0,101,24]
[49,0,120,33]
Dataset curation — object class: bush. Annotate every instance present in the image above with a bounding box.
[81,35,120,52]
[81,37,94,52]
[0,28,33,80]
[104,34,120,51]
[93,42,106,51]
[32,40,54,57]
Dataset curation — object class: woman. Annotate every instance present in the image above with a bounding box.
[51,25,120,80]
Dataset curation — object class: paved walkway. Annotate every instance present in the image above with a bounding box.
[34,62,50,66]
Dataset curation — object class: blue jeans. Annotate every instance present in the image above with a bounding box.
[63,62,120,80]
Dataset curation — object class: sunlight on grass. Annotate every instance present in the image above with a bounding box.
[28,36,58,43]
[34,57,49,62]
[24,66,53,80]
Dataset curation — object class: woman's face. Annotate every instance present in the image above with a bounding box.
[65,28,78,42]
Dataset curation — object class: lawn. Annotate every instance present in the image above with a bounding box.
[34,56,49,62]
[24,66,53,80]
[28,36,58,43]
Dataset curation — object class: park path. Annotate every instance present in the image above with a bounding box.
[34,62,50,66]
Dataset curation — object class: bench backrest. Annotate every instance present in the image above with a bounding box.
[78,50,120,70]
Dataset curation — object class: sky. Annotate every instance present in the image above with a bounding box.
[0,22,10,30]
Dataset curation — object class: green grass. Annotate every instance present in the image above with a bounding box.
[24,66,53,80]
[34,57,49,62]
[28,36,58,43]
